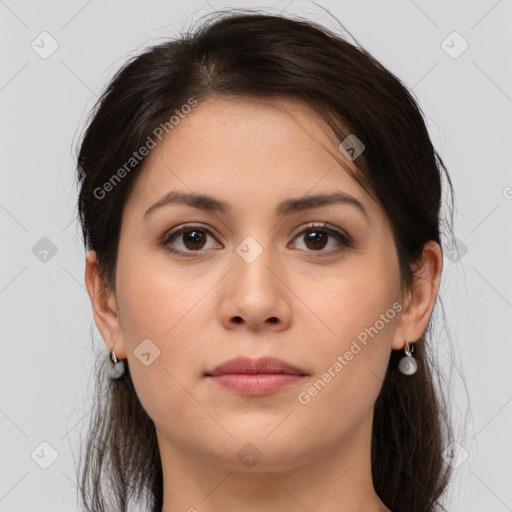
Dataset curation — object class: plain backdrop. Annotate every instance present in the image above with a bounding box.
[1,0,511,510]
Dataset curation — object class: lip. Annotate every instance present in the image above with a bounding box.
[206,356,306,376]
[205,356,308,396]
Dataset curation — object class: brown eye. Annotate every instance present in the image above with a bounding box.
[290,223,352,256]
[162,222,351,258]
[181,229,207,250]
[163,225,221,255]
[303,229,329,251]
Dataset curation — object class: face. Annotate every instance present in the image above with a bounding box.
[94,96,410,472]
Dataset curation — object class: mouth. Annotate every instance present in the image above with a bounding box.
[204,356,308,396]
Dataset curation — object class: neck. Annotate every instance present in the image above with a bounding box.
[157,412,390,512]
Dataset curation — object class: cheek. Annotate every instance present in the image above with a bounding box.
[116,247,208,340]
[297,256,397,405]
[114,259,207,428]
[300,259,398,346]
[294,261,397,408]
[293,284,396,446]
[115,249,216,386]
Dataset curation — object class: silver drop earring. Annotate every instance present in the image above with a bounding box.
[108,347,126,380]
[398,338,417,375]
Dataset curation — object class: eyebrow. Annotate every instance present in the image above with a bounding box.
[143,190,369,220]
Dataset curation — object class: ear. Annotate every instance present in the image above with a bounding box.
[392,240,443,350]
[84,250,127,359]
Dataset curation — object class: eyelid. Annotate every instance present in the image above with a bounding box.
[290,221,350,241]
[162,223,222,251]
[164,222,221,241]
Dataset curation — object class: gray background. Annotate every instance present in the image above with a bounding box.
[1,0,511,510]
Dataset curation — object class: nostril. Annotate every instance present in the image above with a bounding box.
[233,316,243,324]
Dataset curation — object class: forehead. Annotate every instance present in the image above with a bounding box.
[148,95,343,167]
[124,95,379,220]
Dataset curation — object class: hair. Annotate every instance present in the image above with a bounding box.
[74,8,457,512]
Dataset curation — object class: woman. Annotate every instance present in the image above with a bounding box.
[76,8,455,512]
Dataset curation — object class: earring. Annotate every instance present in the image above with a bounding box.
[398,338,417,375]
[108,347,126,380]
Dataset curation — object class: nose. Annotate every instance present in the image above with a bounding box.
[218,245,293,332]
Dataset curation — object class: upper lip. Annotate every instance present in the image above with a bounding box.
[205,356,307,376]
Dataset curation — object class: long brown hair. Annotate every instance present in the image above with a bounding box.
[75,8,457,511]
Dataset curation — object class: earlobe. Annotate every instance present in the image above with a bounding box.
[391,241,443,351]
[84,250,127,359]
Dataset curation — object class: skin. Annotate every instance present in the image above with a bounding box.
[85,96,442,512]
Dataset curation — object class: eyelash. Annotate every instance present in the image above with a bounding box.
[160,222,353,258]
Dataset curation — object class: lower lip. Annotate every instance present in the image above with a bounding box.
[207,373,304,395]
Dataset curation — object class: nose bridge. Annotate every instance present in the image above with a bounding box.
[233,233,278,300]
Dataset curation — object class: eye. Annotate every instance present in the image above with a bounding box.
[161,222,352,258]
[161,224,221,256]
[289,222,352,257]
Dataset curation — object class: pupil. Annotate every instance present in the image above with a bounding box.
[184,230,205,249]
[306,230,327,250]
